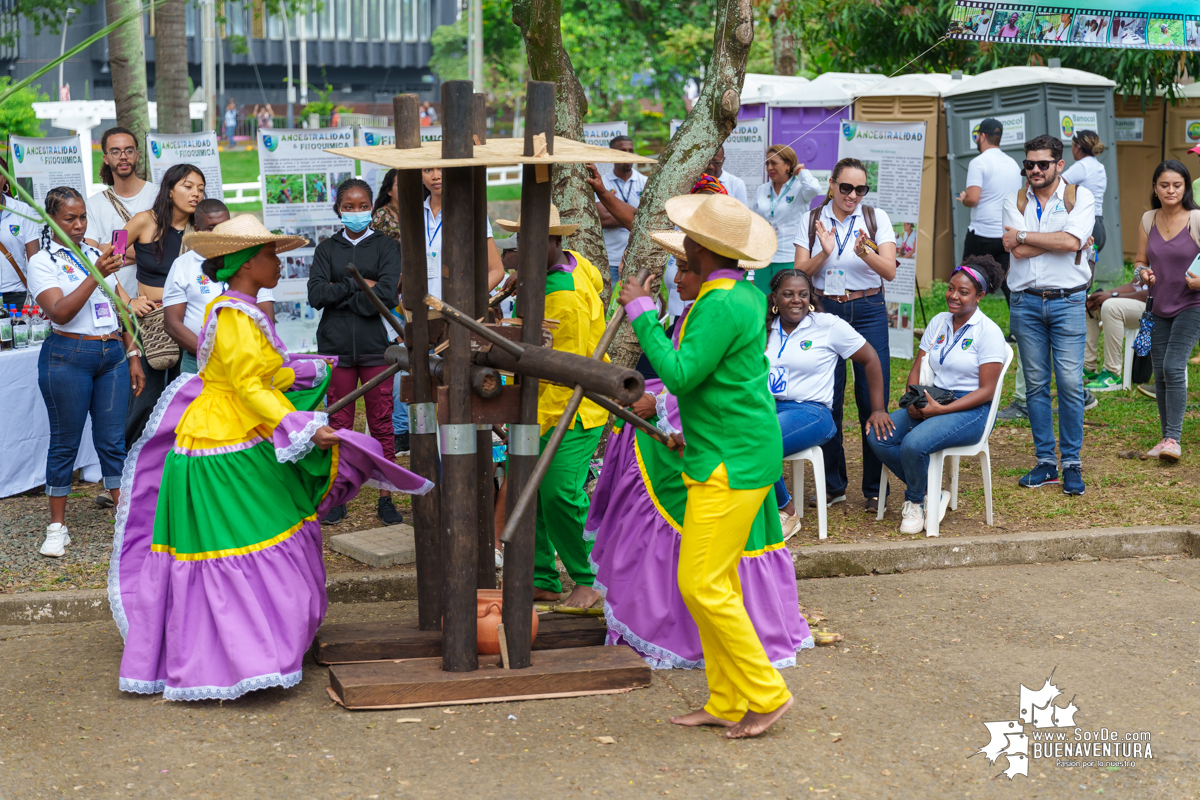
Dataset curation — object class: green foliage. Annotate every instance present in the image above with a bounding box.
[429,17,470,83]
[299,82,350,118]
[0,0,96,49]
[0,78,48,147]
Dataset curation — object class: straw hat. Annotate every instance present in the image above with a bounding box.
[648,231,770,271]
[650,194,776,263]
[183,214,309,259]
[494,204,579,237]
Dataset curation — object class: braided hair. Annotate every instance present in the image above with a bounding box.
[765,268,821,331]
[332,177,373,217]
[41,186,85,249]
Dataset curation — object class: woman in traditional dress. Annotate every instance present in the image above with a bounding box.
[110,215,433,701]
[587,232,813,670]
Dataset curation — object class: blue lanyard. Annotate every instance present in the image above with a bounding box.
[424,207,442,248]
[767,176,797,219]
[833,215,858,257]
[774,319,805,358]
[613,176,634,205]
[938,320,972,364]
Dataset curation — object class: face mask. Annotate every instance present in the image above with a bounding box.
[342,211,372,233]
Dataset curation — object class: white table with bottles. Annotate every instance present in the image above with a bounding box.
[0,319,102,497]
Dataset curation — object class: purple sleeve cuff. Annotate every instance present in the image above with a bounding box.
[281,356,331,390]
[272,411,329,463]
[625,296,656,322]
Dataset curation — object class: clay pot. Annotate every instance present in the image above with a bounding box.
[476,589,538,655]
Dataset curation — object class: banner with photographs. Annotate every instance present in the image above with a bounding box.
[146,132,223,200]
[7,136,87,206]
[948,1,1200,50]
[837,120,927,360]
[257,127,355,352]
[358,125,442,196]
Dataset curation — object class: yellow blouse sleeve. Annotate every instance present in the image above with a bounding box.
[213,308,295,428]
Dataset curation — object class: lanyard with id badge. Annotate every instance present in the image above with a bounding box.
[425,206,443,298]
[61,249,115,329]
[823,214,858,296]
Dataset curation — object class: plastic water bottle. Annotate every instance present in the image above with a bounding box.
[30,305,46,344]
[11,310,28,349]
[0,305,11,351]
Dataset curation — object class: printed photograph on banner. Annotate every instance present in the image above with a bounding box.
[1070,13,1111,44]
[267,174,303,204]
[886,302,914,331]
[894,222,917,260]
[1111,15,1147,45]
[947,4,993,37]
[1188,19,1200,48]
[1032,12,1073,43]
[989,8,1035,39]
[304,174,329,203]
[281,252,314,280]
[1148,18,1185,47]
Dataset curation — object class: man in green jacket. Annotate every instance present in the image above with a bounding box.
[618,193,793,739]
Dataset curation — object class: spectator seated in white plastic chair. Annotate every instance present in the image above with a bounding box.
[1084,278,1148,392]
[866,256,1008,534]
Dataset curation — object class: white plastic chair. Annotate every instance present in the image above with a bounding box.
[1122,322,1137,391]
[784,446,827,540]
[876,343,1013,537]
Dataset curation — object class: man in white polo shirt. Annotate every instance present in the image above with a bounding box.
[1002,134,1094,498]
[706,145,748,206]
[85,127,160,297]
[586,135,647,288]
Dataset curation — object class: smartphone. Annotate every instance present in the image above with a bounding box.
[111,229,128,260]
[1187,253,1200,280]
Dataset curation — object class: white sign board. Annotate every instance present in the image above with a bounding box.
[670,119,684,139]
[1058,110,1099,141]
[967,113,1025,149]
[838,119,927,359]
[8,135,86,206]
[257,127,355,352]
[583,121,628,176]
[723,118,767,196]
[1114,118,1144,142]
[146,131,223,200]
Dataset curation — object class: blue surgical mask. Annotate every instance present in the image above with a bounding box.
[342,211,372,233]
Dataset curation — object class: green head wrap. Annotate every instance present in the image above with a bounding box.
[215,244,264,282]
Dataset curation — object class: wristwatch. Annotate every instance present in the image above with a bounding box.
[1017,230,1028,245]
[126,348,141,359]
[1111,291,1119,298]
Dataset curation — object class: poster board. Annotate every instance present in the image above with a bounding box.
[583,121,629,176]
[359,126,443,196]
[257,127,355,352]
[7,135,86,206]
[146,131,224,200]
[948,1,1200,50]
[723,117,767,196]
[837,119,927,359]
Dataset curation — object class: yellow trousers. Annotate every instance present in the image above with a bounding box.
[679,463,793,721]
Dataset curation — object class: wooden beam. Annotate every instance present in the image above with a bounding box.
[473,91,496,591]
[328,646,651,709]
[436,384,520,426]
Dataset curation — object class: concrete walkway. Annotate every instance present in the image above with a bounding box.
[2,556,1197,799]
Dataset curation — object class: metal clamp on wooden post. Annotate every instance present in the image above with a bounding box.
[409,402,438,435]
[507,423,541,457]
[439,423,478,455]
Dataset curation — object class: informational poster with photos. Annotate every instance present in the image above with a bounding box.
[837,120,927,359]
[948,1,1200,50]
[257,127,355,352]
[146,131,223,199]
[358,125,442,196]
[723,118,768,197]
[7,135,87,205]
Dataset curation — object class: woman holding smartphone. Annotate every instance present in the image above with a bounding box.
[1135,160,1200,463]
[28,186,144,556]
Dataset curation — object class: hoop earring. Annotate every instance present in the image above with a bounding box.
[771,305,778,314]
[809,304,816,312]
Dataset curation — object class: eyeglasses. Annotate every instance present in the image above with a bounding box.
[1023,159,1055,172]
[106,147,138,159]
[837,183,870,197]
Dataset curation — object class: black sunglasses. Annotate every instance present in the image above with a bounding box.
[1023,159,1055,171]
[837,183,870,197]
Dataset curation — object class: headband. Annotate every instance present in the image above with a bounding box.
[954,264,988,294]
[215,244,264,282]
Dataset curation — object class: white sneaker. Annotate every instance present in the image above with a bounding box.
[40,523,70,558]
[779,510,802,541]
[900,501,924,534]
[494,548,504,569]
[925,490,952,535]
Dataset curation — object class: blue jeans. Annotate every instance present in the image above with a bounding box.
[392,371,409,435]
[819,292,891,498]
[865,393,990,504]
[773,400,837,508]
[610,264,620,288]
[1009,290,1086,467]
[37,333,130,496]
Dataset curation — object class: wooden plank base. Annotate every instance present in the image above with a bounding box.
[328,645,651,710]
[313,613,607,665]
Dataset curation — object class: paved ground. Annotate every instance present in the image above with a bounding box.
[2,557,1198,800]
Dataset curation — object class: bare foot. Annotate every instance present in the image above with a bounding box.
[533,588,562,602]
[559,584,601,608]
[725,695,794,739]
[670,709,735,728]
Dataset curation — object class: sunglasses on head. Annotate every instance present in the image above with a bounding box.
[1023,159,1055,172]
[837,182,870,197]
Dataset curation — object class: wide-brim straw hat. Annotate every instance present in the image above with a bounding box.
[183,214,309,259]
[656,194,776,263]
[495,204,579,237]
[648,230,770,271]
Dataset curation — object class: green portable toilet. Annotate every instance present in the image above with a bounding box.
[943,65,1122,285]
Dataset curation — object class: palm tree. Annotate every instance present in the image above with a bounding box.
[104,0,153,179]
[154,0,192,135]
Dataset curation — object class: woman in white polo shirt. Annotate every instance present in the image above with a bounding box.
[1063,130,1108,257]
[752,144,822,295]
[28,186,145,557]
[794,157,898,510]
[866,256,1007,534]
[766,269,893,537]
[0,155,41,308]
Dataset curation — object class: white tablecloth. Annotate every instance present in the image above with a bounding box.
[0,344,102,498]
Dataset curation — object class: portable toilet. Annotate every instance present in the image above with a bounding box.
[854,73,968,286]
[1114,92,1166,260]
[1163,83,1200,175]
[735,75,812,196]
[943,66,1122,283]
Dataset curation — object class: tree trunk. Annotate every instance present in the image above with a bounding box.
[605,0,755,369]
[105,0,153,179]
[512,0,610,297]
[770,1,797,77]
[154,0,192,135]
